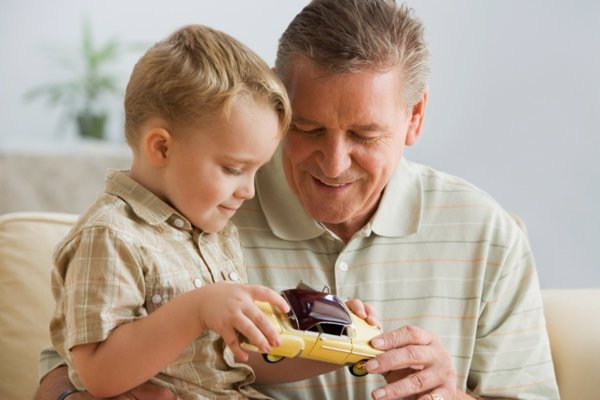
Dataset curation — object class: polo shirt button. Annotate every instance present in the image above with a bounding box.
[151,294,162,304]
[193,278,203,288]
[173,218,185,228]
[228,271,240,281]
[338,262,349,272]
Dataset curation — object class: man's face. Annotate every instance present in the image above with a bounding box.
[281,56,425,238]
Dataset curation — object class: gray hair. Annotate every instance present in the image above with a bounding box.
[275,0,430,108]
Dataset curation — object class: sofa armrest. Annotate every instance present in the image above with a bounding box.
[0,212,77,400]
[542,288,600,400]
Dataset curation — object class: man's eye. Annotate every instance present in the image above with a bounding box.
[351,131,378,144]
[293,125,323,136]
[223,166,243,176]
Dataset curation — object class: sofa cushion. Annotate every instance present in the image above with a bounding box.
[0,212,77,400]
[543,288,600,400]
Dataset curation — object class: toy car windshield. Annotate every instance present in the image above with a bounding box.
[281,288,352,334]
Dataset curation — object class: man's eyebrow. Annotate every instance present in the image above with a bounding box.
[349,123,387,132]
[293,117,387,132]
[291,116,319,125]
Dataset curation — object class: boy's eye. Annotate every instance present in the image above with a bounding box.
[223,166,243,176]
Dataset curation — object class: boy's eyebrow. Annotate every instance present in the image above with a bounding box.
[222,155,261,165]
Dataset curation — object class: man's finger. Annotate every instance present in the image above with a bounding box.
[366,344,431,373]
[371,325,433,350]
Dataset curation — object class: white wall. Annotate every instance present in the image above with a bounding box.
[1,0,598,288]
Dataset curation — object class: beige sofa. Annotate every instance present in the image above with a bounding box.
[1,212,598,400]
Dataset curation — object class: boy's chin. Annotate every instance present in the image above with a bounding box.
[197,221,227,234]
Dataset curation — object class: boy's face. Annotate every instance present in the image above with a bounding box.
[162,96,281,233]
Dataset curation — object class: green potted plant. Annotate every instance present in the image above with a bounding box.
[25,20,127,140]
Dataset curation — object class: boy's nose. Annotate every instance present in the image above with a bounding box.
[237,176,255,200]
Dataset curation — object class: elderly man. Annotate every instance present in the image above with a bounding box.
[37,1,559,399]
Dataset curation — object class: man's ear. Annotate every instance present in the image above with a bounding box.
[143,127,172,167]
[405,88,428,146]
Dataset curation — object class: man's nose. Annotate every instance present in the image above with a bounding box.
[318,135,352,178]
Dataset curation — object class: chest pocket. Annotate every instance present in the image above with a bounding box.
[144,269,201,314]
[217,259,246,283]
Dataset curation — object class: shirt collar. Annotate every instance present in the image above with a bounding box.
[256,149,422,241]
[370,158,422,237]
[256,147,325,241]
[105,169,189,229]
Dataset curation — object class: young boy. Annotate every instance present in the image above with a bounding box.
[50,24,310,399]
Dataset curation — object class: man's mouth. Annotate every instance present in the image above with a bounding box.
[314,177,351,188]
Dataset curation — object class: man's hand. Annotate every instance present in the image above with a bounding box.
[34,366,177,400]
[68,383,178,400]
[365,325,459,400]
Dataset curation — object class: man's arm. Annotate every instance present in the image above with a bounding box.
[35,365,177,400]
[35,366,76,400]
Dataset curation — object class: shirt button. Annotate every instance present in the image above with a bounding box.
[173,218,185,228]
[228,271,240,281]
[193,278,203,288]
[338,262,349,272]
[151,294,162,304]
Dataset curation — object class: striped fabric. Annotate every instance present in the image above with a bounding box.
[232,152,559,399]
[50,170,271,400]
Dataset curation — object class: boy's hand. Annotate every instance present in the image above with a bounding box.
[195,283,289,361]
[345,298,381,327]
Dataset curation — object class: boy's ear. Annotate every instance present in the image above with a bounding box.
[143,127,172,167]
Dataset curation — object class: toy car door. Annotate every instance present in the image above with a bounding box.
[308,322,353,363]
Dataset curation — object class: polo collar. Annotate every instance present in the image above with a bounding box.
[369,158,422,237]
[256,149,422,241]
[256,148,325,241]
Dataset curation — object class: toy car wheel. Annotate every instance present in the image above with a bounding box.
[349,359,369,377]
[262,353,285,363]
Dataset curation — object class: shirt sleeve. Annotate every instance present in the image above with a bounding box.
[469,220,560,398]
[38,346,65,382]
[51,226,146,357]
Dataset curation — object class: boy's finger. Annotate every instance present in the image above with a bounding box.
[222,331,249,361]
[249,285,290,314]
[230,343,249,362]
[236,315,273,353]
[250,306,282,347]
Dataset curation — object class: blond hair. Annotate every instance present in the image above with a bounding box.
[125,24,291,146]
[276,0,429,109]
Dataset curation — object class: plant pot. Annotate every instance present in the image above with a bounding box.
[77,113,107,139]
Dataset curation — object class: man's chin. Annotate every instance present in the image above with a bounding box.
[305,204,353,224]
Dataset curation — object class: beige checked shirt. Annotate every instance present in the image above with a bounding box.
[50,170,270,400]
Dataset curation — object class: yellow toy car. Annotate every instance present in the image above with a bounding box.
[241,287,383,376]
